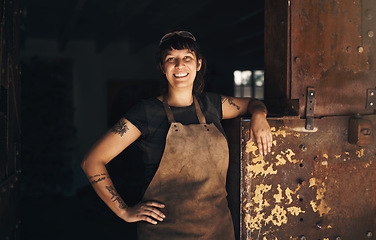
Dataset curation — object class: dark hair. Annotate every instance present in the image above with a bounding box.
[156,33,206,95]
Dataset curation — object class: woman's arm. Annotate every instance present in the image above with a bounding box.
[221,96,272,155]
[81,117,165,224]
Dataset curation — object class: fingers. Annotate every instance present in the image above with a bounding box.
[247,129,254,143]
[142,202,166,222]
[256,130,273,156]
[123,201,166,224]
[251,119,273,155]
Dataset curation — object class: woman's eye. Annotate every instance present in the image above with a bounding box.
[184,56,192,60]
[166,57,174,62]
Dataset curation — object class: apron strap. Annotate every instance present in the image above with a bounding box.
[163,95,176,123]
[193,96,206,124]
[162,95,207,124]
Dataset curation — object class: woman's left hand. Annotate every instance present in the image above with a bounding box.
[248,112,273,156]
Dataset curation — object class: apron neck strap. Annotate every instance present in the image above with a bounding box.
[162,95,207,124]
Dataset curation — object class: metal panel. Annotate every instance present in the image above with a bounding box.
[290,0,375,117]
[240,115,376,239]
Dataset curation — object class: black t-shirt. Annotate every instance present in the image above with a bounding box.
[123,92,226,187]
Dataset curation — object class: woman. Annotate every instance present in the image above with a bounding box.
[81,31,272,239]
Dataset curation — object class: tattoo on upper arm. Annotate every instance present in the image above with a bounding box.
[221,96,240,110]
[106,186,127,209]
[111,118,129,137]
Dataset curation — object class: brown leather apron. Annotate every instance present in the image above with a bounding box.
[137,96,235,240]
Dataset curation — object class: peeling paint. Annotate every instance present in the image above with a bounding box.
[271,127,288,137]
[245,142,278,178]
[285,188,294,204]
[245,143,258,154]
[323,153,329,159]
[309,178,316,188]
[273,184,284,203]
[321,161,328,166]
[356,149,365,158]
[309,179,331,217]
[243,126,308,235]
[276,154,286,166]
[287,206,305,216]
[265,205,288,226]
[253,184,272,209]
[335,155,341,158]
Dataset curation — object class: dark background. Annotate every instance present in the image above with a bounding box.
[19,0,265,239]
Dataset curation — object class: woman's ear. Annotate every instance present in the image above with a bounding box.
[197,59,202,71]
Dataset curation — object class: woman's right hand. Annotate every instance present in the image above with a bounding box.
[120,201,166,224]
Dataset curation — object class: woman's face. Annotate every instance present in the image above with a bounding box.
[162,48,202,92]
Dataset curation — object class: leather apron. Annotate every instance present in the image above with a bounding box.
[137,96,235,240]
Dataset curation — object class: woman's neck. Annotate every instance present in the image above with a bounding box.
[166,89,194,107]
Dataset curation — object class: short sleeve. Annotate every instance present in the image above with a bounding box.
[123,101,149,137]
[203,92,223,120]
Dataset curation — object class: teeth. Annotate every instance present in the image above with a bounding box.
[174,73,188,77]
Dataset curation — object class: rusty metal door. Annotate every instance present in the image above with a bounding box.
[238,0,376,239]
[0,0,22,239]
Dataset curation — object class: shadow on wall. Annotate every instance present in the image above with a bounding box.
[20,56,161,240]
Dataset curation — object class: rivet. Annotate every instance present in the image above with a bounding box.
[295,57,301,63]
[297,178,306,186]
[358,46,364,53]
[335,237,342,240]
[299,236,306,240]
[346,46,352,52]
[370,102,374,106]
[299,144,307,152]
[367,231,373,238]
[368,30,374,38]
[315,222,322,229]
[370,91,375,96]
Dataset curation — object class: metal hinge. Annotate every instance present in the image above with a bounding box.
[305,87,316,130]
[366,88,376,110]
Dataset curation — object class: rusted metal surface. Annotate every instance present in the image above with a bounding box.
[265,0,376,117]
[290,0,375,117]
[240,115,376,239]
[264,0,291,102]
[249,0,376,239]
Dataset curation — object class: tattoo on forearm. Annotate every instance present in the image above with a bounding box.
[88,173,110,184]
[105,186,127,209]
[221,96,240,110]
[111,118,129,136]
[90,177,106,184]
[88,173,109,179]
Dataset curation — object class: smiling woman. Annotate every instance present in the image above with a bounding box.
[81,31,272,240]
[161,49,202,96]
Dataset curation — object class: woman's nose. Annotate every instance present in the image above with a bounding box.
[175,59,184,68]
